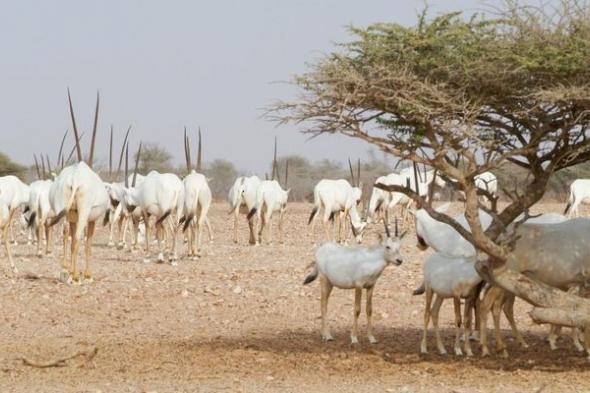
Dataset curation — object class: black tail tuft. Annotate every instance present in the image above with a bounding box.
[27,212,37,229]
[564,202,572,214]
[156,210,172,225]
[102,209,111,226]
[48,210,66,227]
[178,216,186,225]
[23,205,30,214]
[412,281,426,296]
[308,207,318,225]
[182,214,194,232]
[328,211,335,222]
[247,207,257,220]
[303,266,319,285]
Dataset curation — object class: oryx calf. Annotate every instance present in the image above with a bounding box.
[303,221,406,344]
[27,179,55,257]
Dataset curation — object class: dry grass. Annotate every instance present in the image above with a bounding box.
[0,202,589,392]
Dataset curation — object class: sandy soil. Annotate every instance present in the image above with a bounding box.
[1,202,589,393]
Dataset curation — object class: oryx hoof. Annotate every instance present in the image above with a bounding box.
[368,335,378,344]
[107,241,115,247]
[454,347,463,356]
[420,342,428,354]
[321,333,334,342]
[350,336,359,345]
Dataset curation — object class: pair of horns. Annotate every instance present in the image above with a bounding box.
[67,88,100,169]
[348,158,361,187]
[107,125,132,182]
[184,127,203,173]
[384,218,399,238]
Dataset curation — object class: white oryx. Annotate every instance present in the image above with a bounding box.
[0,175,30,273]
[247,180,290,244]
[181,170,212,257]
[105,181,128,248]
[228,175,262,245]
[564,179,590,218]
[456,171,498,202]
[303,220,406,344]
[368,168,445,226]
[308,179,366,244]
[129,170,184,263]
[122,173,146,250]
[48,89,109,283]
[27,179,55,257]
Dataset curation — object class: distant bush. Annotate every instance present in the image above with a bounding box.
[0,152,26,179]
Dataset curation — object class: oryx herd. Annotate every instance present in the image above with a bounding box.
[2,91,590,361]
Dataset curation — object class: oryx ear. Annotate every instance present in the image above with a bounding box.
[207,177,213,182]
[286,188,291,194]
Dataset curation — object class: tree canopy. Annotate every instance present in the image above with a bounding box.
[271,1,590,329]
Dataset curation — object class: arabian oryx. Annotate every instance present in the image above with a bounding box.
[367,167,445,226]
[247,180,290,245]
[308,179,366,244]
[564,179,590,218]
[129,170,184,263]
[228,175,262,245]
[0,175,30,273]
[48,89,109,283]
[303,220,406,344]
[27,179,55,257]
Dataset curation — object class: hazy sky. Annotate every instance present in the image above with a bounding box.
[1,0,496,174]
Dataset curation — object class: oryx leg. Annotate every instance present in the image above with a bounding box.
[45,223,53,255]
[503,293,528,348]
[366,285,377,344]
[143,213,151,256]
[421,287,433,354]
[116,216,126,249]
[431,295,446,355]
[257,209,266,244]
[3,209,17,274]
[480,286,501,356]
[168,218,178,262]
[491,291,508,358]
[68,220,80,282]
[463,295,474,356]
[232,209,239,244]
[35,221,43,257]
[266,210,274,245]
[247,213,257,246]
[278,208,285,244]
[351,287,362,344]
[453,297,463,356]
[205,217,213,242]
[320,276,334,341]
[83,221,95,281]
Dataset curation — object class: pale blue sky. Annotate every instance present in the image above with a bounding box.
[1,0,501,173]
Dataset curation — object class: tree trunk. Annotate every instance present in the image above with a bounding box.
[476,260,590,328]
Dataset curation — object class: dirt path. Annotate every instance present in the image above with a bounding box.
[1,203,588,392]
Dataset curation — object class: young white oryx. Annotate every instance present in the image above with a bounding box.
[48,89,109,283]
[0,175,30,273]
[27,179,55,257]
[421,252,483,356]
[308,179,366,244]
[455,172,498,203]
[564,179,590,218]
[228,175,262,245]
[303,220,406,344]
[129,169,184,263]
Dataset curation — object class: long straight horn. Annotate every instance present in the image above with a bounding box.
[271,136,278,181]
[197,127,202,172]
[357,158,361,187]
[33,155,41,179]
[284,159,289,187]
[56,129,68,167]
[132,142,142,187]
[395,217,399,237]
[384,220,391,238]
[46,154,52,176]
[412,161,420,196]
[184,126,192,172]
[60,153,65,170]
[109,125,113,178]
[348,158,355,185]
[124,143,129,188]
[116,126,132,175]
[40,154,46,180]
[67,88,83,162]
[88,90,100,168]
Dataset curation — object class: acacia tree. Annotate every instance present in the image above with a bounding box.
[271,1,590,330]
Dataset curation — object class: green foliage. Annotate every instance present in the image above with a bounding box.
[0,152,26,179]
[135,143,173,174]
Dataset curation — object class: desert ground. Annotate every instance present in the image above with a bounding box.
[1,202,589,393]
